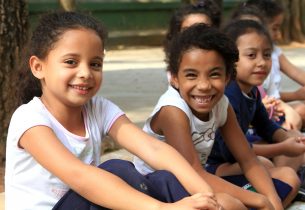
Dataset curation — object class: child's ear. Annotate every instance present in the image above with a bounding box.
[170,72,179,89]
[225,75,230,85]
[29,56,44,79]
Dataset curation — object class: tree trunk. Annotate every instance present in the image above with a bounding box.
[301,0,305,34]
[276,0,305,44]
[0,0,28,166]
[290,0,305,42]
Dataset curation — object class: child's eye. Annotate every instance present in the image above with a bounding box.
[210,71,220,77]
[185,73,197,79]
[247,53,256,59]
[264,52,272,59]
[91,62,103,71]
[64,59,77,65]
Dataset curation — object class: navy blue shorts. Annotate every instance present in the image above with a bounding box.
[52,159,189,210]
[205,164,291,202]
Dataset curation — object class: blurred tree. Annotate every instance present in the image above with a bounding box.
[0,0,28,165]
[276,0,305,44]
[59,0,76,11]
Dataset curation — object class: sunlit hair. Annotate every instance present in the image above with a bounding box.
[231,2,266,25]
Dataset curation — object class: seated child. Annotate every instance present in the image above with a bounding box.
[231,1,302,132]
[206,19,305,207]
[246,0,305,130]
[5,11,222,210]
[133,23,297,209]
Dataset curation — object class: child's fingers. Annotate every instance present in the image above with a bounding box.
[296,136,305,144]
[191,193,220,210]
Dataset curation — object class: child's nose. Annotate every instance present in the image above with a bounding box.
[257,56,267,66]
[77,65,92,79]
[197,78,211,90]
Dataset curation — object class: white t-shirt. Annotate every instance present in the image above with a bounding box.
[5,96,124,210]
[133,86,228,175]
[263,45,282,99]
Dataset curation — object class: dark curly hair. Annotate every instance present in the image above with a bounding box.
[164,0,221,57]
[246,0,283,21]
[166,23,238,80]
[15,11,107,105]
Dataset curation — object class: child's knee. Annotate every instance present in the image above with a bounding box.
[216,193,247,210]
[271,166,301,190]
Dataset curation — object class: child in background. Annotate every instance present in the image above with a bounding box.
[206,19,305,207]
[230,1,302,148]
[133,23,295,210]
[246,0,305,130]
[163,0,221,82]
[164,0,221,48]
[5,11,222,210]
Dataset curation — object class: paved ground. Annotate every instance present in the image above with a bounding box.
[1,46,304,209]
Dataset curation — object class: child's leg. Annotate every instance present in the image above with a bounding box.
[147,167,247,210]
[269,166,300,207]
[221,175,292,203]
[52,190,108,210]
[215,156,274,177]
[53,159,151,210]
[99,159,164,200]
[290,101,305,129]
[273,153,304,171]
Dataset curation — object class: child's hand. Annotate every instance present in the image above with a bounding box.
[261,96,283,120]
[280,136,305,156]
[159,192,222,210]
[281,105,302,130]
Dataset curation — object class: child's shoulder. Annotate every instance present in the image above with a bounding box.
[86,95,124,117]
[13,97,45,117]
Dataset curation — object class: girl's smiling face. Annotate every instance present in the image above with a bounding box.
[31,28,104,109]
[235,31,272,93]
[172,48,228,121]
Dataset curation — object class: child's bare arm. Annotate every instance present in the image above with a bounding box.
[20,124,218,210]
[221,105,282,210]
[279,54,305,86]
[280,86,305,102]
[111,115,215,197]
[151,106,272,209]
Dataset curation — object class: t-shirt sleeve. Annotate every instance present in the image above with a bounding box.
[7,103,52,148]
[215,95,229,127]
[89,97,125,136]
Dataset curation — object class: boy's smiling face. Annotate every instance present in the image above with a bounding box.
[235,31,272,93]
[172,48,228,121]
